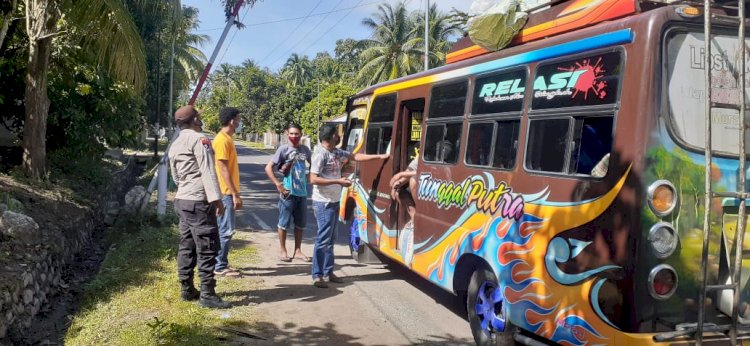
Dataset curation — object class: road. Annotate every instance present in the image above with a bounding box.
[231,143,474,345]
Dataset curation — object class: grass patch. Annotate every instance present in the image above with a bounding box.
[64,212,261,345]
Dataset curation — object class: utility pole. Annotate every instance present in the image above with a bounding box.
[317,79,321,129]
[189,0,245,105]
[424,0,430,71]
[154,7,163,158]
[158,0,181,219]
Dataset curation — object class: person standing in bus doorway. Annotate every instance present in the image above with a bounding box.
[310,124,389,288]
[168,105,230,309]
[211,107,244,278]
[264,123,312,263]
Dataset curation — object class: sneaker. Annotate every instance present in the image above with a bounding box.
[214,268,241,278]
[313,277,329,288]
[199,294,231,309]
[327,274,345,284]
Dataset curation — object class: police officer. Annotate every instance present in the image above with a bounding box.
[168,105,230,309]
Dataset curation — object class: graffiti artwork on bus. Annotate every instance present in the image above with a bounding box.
[416,173,525,220]
[341,167,632,345]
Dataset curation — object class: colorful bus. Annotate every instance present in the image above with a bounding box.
[338,1,750,345]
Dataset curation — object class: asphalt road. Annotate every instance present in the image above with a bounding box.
[231,143,474,345]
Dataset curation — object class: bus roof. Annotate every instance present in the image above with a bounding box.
[352,0,644,98]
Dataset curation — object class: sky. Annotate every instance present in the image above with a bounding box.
[182,0,473,73]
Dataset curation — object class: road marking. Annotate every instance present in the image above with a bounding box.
[247,209,272,231]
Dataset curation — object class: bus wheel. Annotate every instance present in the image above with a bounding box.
[467,268,515,345]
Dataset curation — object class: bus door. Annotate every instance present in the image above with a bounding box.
[394,99,424,243]
[359,94,398,249]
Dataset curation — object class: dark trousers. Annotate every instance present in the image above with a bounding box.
[174,199,219,288]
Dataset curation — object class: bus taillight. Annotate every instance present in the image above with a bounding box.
[648,180,677,217]
[648,222,678,259]
[649,264,678,300]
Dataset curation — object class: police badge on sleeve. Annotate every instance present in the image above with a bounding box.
[200,137,212,152]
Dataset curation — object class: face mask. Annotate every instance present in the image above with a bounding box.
[289,136,301,146]
[235,120,244,133]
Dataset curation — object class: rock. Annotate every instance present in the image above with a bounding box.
[0,323,6,338]
[0,211,41,244]
[22,289,32,305]
[0,203,6,214]
[123,186,147,215]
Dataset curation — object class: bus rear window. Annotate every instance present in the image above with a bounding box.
[666,31,750,155]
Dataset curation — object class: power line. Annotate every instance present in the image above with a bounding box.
[257,0,323,66]
[266,0,346,69]
[299,0,366,56]
[216,5,252,67]
[196,1,382,32]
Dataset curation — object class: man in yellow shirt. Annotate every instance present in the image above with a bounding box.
[212,107,244,277]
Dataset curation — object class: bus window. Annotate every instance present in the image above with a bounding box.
[525,116,613,176]
[526,118,570,172]
[365,126,392,155]
[465,120,521,169]
[492,120,520,169]
[473,69,526,115]
[370,94,397,122]
[423,122,462,164]
[569,117,613,175]
[531,51,622,110]
[429,81,468,118]
[365,93,397,155]
[466,122,494,166]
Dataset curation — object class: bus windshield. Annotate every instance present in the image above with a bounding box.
[666,30,750,155]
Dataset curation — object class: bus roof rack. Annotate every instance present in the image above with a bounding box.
[446,0,639,64]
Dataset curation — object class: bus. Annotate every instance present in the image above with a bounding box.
[337,1,750,345]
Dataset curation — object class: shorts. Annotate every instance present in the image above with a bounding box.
[278,194,307,230]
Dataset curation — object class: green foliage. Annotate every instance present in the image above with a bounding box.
[298,82,356,137]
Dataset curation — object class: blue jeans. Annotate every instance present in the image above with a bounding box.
[312,201,339,279]
[215,195,235,271]
[277,194,308,230]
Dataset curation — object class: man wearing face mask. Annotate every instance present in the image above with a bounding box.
[168,105,230,308]
[211,107,244,278]
[265,123,312,262]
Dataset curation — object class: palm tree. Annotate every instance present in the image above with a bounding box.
[173,6,209,90]
[22,0,153,179]
[413,3,463,69]
[357,2,422,86]
[281,53,313,87]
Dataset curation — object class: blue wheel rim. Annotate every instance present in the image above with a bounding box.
[475,281,505,336]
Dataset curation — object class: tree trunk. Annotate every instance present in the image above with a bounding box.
[0,0,18,50]
[22,0,59,180]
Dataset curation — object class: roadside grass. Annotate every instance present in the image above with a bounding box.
[64,211,261,345]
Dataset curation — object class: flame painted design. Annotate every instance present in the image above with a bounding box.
[340,167,631,345]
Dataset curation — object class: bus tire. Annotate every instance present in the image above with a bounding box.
[467,268,516,345]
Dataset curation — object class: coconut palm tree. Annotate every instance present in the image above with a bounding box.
[173,6,209,90]
[357,2,422,86]
[281,53,313,87]
[413,2,463,69]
